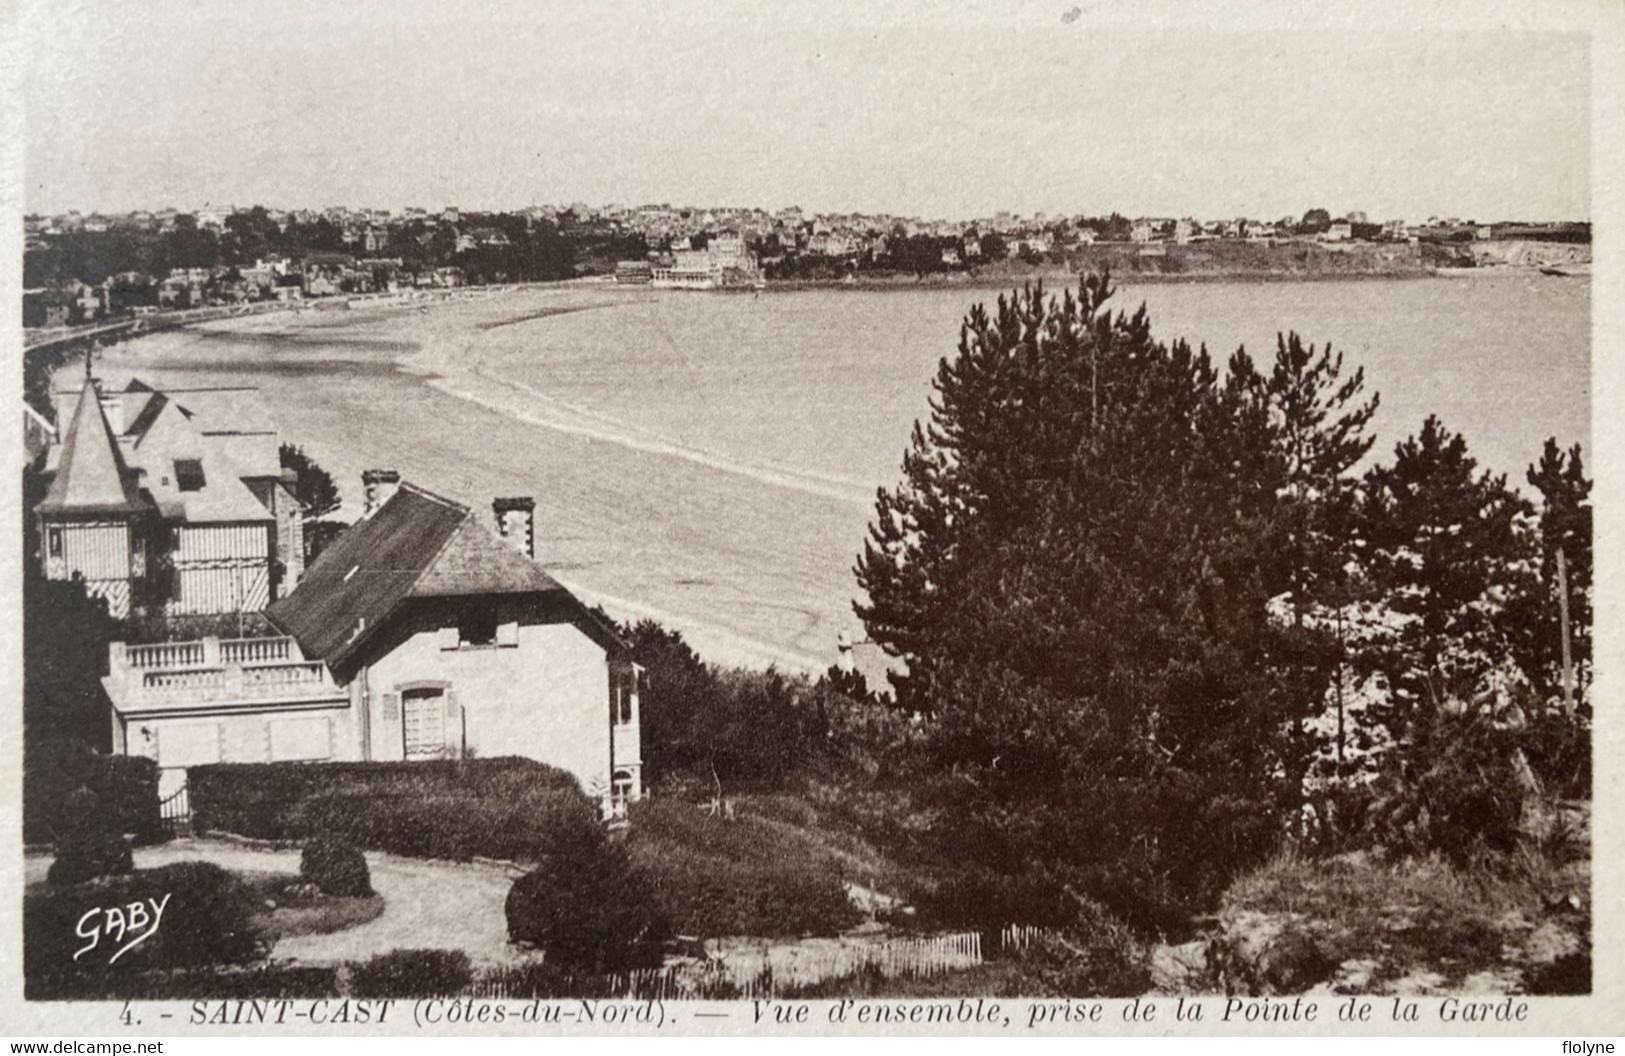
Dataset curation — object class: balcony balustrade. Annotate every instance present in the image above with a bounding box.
[108,635,345,713]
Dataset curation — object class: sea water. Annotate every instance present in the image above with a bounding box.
[88,273,1589,671]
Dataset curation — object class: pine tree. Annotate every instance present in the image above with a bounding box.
[1355,416,1532,733]
[853,275,1373,922]
[1513,439,1593,707]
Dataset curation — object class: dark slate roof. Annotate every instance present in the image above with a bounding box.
[409,515,563,597]
[266,482,592,668]
[266,484,467,664]
[36,382,145,516]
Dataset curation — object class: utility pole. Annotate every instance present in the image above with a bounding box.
[1556,547,1575,716]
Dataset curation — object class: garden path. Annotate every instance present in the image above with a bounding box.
[31,838,536,968]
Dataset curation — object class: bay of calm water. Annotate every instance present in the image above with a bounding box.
[93,273,1589,671]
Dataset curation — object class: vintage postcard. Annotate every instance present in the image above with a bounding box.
[3,0,1621,1042]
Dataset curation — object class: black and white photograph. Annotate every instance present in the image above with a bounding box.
[5,0,1619,1039]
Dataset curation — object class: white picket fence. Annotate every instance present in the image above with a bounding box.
[470,930,985,1000]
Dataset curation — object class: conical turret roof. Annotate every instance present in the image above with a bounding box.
[36,380,145,516]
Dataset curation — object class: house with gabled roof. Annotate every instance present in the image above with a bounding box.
[35,378,150,618]
[100,472,644,815]
[35,374,303,619]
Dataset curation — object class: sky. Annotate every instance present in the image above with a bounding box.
[19,0,1594,222]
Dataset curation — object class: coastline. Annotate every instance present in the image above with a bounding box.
[761,268,1445,293]
[759,263,1584,293]
[72,290,847,676]
[65,273,1588,679]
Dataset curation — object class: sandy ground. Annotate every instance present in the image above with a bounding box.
[26,838,536,968]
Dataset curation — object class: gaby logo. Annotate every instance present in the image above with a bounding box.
[74,894,172,965]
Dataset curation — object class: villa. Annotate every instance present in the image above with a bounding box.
[100,472,645,817]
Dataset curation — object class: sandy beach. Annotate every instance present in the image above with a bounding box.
[72,272,1589,677]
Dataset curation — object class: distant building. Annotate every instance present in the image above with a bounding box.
[614,260,653,284]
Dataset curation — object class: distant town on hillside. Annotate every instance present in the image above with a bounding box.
[22,202,1591,327]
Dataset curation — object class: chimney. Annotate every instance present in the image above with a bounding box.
[361,469,400,517]
[493,497,535,559]
[98,393,125,436]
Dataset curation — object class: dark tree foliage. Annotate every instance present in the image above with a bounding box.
[853,275,1379,925]
[620,619,721,783]
[1356,416,1531,729]
[279,443,342,520]
[24,460,118,758]
[1299,209,1333,235]
[1265,334,1379,619]
[1507,439,1592,706]
[619,619,826,788]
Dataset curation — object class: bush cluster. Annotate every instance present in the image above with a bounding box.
[621,620,854,789]
[625,799,860,938]
[913,869,1083,932]
[46,788,134,887]
[300,835,372,897]
[506,843,668,974]
[189,758,600,862]
[24,744,162,845]
[349,949,473,998]
[25,862,264,996]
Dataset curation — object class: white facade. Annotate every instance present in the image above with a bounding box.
[104,622,643,814]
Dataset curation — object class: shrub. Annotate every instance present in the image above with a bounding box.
[625,798,860,938]
[300,836,372,897]
[47,831,134,886]
[24,744,162,845]
[997,926,1151,998]
[25,862,265,996]
[1366,714,1526,865]
[506,843,668,973]
[1519,709,1592,801]
[189,758,600,862]
[349,949,473,998]
[913,869,1081,932]
[46,787,134,886]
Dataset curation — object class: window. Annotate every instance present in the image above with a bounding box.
[174,458,206,492]
[401,687,447,761]
[47,526,63,559]
[610,769,636,818]
[459,611,498,647]
[611,667,636,725]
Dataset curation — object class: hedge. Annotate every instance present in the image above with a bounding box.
[23,743,162,845]
[189,758,600,862]
[25,965,340,1002]
[626,799,860,938]
[349,949,473,998]
[25,862,266,997]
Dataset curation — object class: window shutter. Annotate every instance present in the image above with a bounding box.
[382,692,400,723]
[437,626,459,650]
[444,690,461,755]
[496,621,519,647]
